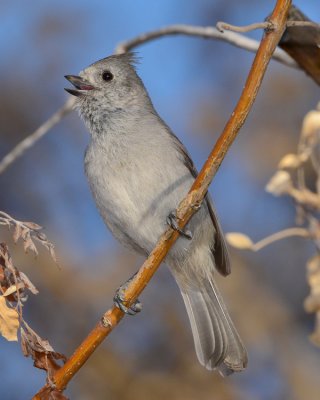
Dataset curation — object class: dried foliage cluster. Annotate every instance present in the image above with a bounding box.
[227,104,320,344]
[0,212,66,392]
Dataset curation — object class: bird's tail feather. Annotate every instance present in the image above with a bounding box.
[179,276,247,375]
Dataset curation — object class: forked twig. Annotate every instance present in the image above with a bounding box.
[115,23,296,68]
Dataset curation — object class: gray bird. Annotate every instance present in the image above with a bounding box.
[65,53,247,374]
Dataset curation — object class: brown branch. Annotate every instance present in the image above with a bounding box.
[32,0,292,398]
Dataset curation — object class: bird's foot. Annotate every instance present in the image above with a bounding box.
[166,211,193,240]
[113,275,142,315]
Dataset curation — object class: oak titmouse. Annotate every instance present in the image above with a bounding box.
[65,53,247,374]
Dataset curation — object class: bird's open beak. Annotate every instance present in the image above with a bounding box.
[64,75,95,97]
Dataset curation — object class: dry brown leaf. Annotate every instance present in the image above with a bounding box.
[12,223,22,244]
[0,295,19,341]
[1,213,59,264]
[49,245,58,265]
[21,323,54,353]
[20,227,29,241]
[21,322,66,377]
[3,283,24,297]
[301,110,320,141]
[22,221,42,231]
[19,271,39,295]
[278,153,302,169]
[265,170,292,196]
[0,243,13,270]
[23,236,38,256]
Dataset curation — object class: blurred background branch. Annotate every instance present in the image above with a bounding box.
[3,6,319,178]
[0,23,297,177]
[227,104,320,346]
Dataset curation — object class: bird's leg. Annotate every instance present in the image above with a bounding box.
[113,272,142,315]
[166,211,193,240]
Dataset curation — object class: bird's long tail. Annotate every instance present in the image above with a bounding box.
[179,276,247,375]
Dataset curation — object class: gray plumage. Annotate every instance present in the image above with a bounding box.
[65,53,247,374]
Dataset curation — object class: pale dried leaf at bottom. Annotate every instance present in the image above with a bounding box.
[0,295,19,341]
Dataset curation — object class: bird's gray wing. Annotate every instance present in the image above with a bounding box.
[205,193,231,276]
[170,130,231,276]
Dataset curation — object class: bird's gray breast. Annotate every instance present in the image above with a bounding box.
[84,125,194,254]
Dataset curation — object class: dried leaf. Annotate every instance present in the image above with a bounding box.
[304,294,320,313]
[278,153,302,169]
[19,271,39,295]
[20,227,29,241]
[225,233,253,250]
[3,283,24,297]
[23,236,38,256]
[34,232,59,265]
[301,110,320,141]
[49,245,58,265]
[0,296,19,341]
[22,221,42,231]
[36,232,48,241]
[265,170,292,196]
[1,212,58,264]
[12,223,22,244]
[0,243,10,264]
[21,323,54,353]
[21,322,66,377]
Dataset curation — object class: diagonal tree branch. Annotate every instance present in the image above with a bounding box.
[33,0,292,398]
[0,24,297,177]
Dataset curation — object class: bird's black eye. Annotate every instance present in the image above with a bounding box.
[102,71,113,81]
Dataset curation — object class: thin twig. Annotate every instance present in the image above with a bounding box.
[216,21,273,33]
[0,24,298,177]
[216,20,319,33]
[32,0,292,398]
[0,97,76,175]
[251,227,310,251]
[115,23,296,68]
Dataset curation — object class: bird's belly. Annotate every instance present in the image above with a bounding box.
[86,152,194,255]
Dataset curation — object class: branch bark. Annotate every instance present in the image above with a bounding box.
[32,0,292,398]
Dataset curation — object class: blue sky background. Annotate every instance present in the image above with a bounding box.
[0,1,320,399]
